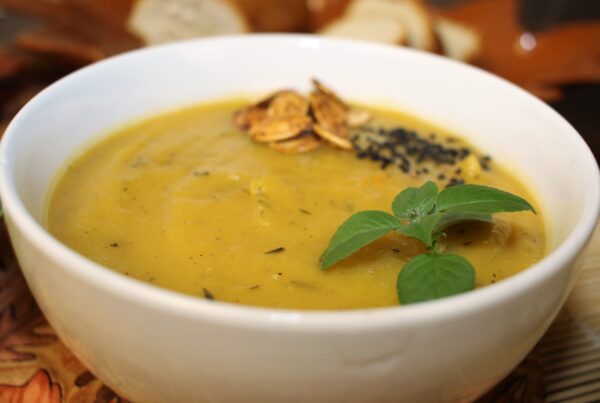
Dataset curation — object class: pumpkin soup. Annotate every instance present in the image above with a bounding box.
[46,97,546,310]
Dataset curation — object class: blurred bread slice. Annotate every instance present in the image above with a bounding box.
[320,15,406,44]
[308,0,351,31]
[129,0,249,45]
[345,0,437,51]
[234,0,308,33]
[129,0,308,45]
[434,17,481,63]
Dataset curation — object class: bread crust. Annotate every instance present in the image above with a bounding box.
[308,0,352,31]
[231,0,309,32]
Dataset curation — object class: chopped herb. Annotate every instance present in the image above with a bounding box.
[265,247,286,254]
[291,280,316,289]
[203,288,215,300]
[110,243,119,248]
[193,170,210,177]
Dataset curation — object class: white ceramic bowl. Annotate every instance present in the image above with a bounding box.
[0,35,598,403]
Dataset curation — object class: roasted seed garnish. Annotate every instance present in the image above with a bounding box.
[267,91,309,118]
[311,78,347,107]
[309,90,348,138]
[232,106,267,130]
[269,134,321,154]
[233,79,369,153]
[249,115,312,142]
[313,124,352,150]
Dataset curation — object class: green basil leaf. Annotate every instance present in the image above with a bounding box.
[436,184,535,215]
[396,213,442,247]
[434,211,492,232]
[320,211,402,270]
[392,181,438,220]
[397,252,475,304]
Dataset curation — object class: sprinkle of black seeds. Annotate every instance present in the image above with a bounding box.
[438,173,446,180]
[203,288,215,300]
[265,247,285,254]
[299,209,311,215]
[352,126,478,175]
[110,243,119,248]
[249,285,260,290]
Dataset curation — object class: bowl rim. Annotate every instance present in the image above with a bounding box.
[1,34,599,331]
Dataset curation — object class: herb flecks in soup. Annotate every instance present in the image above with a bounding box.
[47,98,546,310]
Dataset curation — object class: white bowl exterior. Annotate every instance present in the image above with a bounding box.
[1,35,598,402]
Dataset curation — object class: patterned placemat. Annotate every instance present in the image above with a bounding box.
[0,222,598,402]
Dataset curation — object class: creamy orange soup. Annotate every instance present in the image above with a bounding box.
[47,99,546,310]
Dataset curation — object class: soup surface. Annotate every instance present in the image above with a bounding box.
[47,99,546,310]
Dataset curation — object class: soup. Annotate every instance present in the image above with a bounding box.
[47,98,546,310]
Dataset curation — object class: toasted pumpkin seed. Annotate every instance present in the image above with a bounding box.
[267,91,309,117]
[269,134,321,153]
[250,115,312,142]
[310,91,348,138]
[311,78,347,108]
[313,124,352,149]
[232,106,268,130]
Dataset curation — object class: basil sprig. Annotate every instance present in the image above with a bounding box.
[320,181,535,304]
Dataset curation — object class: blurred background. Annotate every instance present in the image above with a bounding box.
[0,1,599,402]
